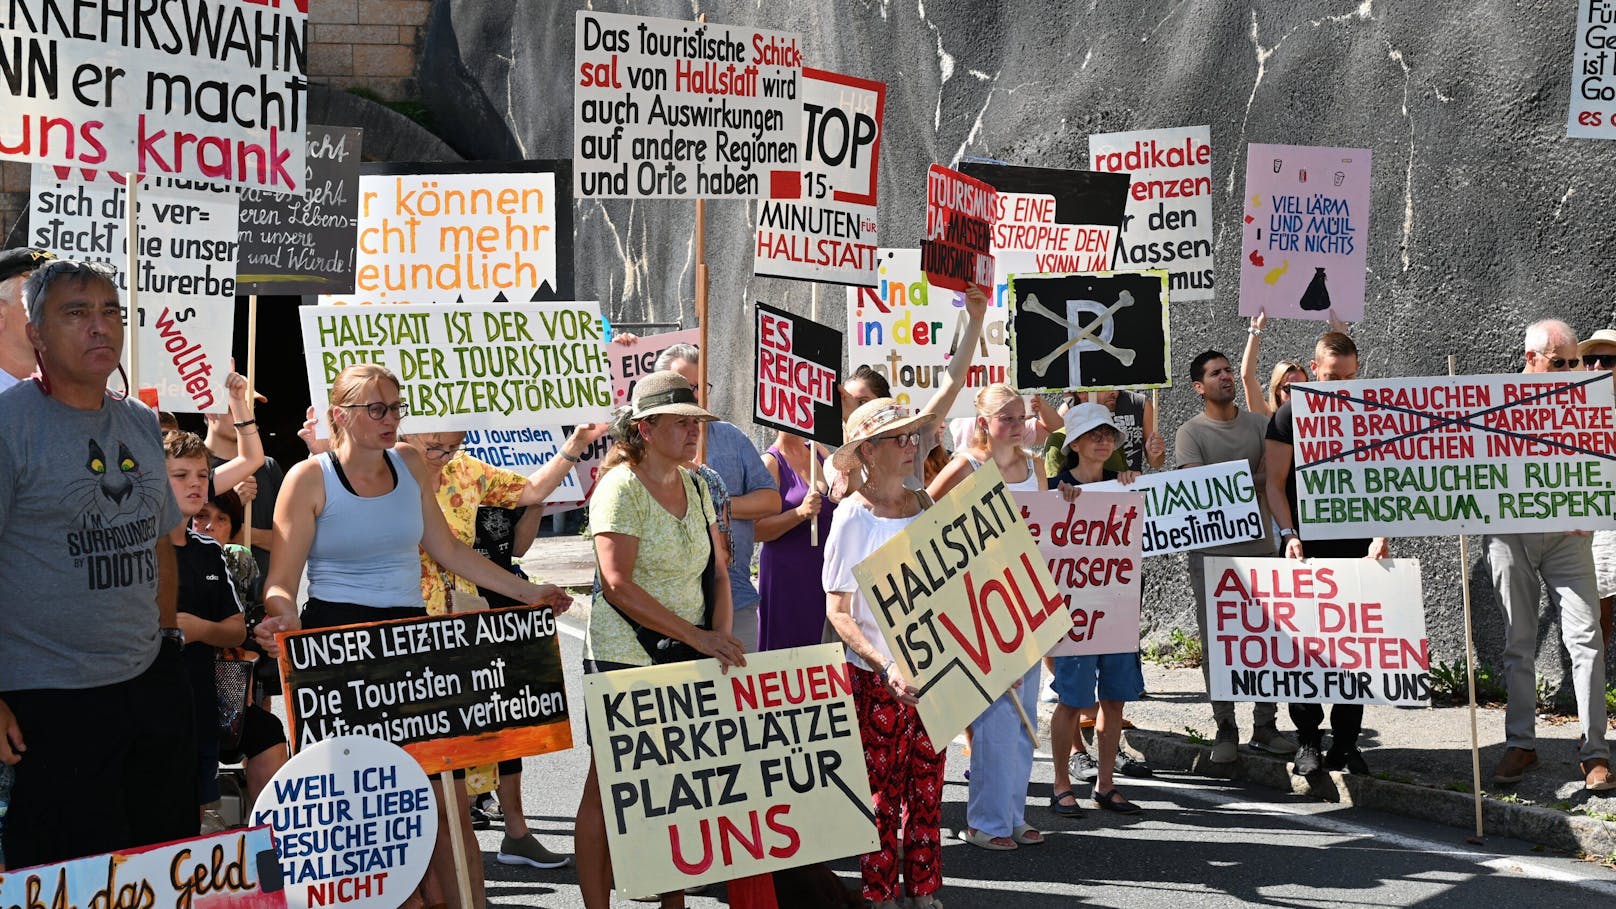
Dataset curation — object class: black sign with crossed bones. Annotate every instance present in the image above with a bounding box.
[1008,271,1170,392]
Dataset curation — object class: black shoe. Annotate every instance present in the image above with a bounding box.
[469,804,493,830]
[1116,752,1155,778]
[1325,747,1369,775]
[1292,744,1323,776]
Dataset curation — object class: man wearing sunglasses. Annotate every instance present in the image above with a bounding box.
[1582,328,1616,665]
[1487,319,1612,791]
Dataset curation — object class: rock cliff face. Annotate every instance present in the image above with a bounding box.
[421,1,1616,693]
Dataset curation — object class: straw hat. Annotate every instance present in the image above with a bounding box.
[629,371,715,421]
[1060,402,1123,452]
[1579,329,1616,356]
[830,398,939,472]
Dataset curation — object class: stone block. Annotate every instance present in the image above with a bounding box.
[358,0,429,27]
[313,24,403,45]
[308,0,357,25]
[308,43,354,77]
[353,44,415,80]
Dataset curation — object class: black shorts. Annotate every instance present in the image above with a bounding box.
[240,704,287,759]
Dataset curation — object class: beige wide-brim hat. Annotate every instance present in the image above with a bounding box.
[1579,329,1616,356]
[630,370,715,421]
[830,397,940,472]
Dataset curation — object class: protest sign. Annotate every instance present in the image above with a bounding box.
[573,9,802,198]
[1007,270,1170,392]
[846,249,1009,419]
[300,299,611,436]
[1239,144,1371,321]
[920,164,997,293]
[1015,489,1144,657]
[252,735,436,909]
[1084,460,1264,556]
[755,68,884,285]
[324,162,573,306]
[1570,1,1616,138]
[582,644,878,895]
[1088,126,1214,301]
[955,161,1132,284]
[29,166,237,412]
[459,428,583,503]
[278,606,572,773]
[1205,557,1430,706]
[1290,372,1616,538]
[0,0,307,191]
[610,327,701,406]
[0,826,284,909]
[852,461,1072,749]
[754,301,842,445]
[237,125,363,295]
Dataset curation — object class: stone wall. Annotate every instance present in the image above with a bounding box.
[307,0,432,100]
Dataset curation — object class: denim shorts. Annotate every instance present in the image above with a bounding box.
[1051,652,1145,708]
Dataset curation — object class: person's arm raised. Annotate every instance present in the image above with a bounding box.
[920,285,990,422]
[210,370,267,493]
[514,424,609,507]
[1241,312,1271,418]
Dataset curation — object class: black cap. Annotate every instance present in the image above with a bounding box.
[0,248,55,285]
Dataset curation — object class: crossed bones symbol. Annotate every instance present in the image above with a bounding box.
[1024,290,1137,376]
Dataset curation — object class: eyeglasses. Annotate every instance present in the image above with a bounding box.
[871,431,921,448]
[339,401,408,420]
[1585,354,1616,369]
[423,443,461,460]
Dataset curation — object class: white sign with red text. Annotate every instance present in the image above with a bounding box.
[1015,489,1145,657]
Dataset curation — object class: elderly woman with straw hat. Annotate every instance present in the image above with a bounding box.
[823,398,947,909]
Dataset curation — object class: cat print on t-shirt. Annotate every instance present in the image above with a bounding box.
[63,435,168,591]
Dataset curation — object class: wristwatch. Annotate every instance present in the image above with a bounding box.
[159,626,185,646]
[1279,528,1299,540]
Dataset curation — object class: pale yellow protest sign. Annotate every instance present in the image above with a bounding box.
[583,644,877,896]
[852,461,1072,750]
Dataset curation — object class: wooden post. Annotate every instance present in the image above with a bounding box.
[1011,692,1038,746]
[695,196,709,465]
[244,294,258,548]
[439,770,477,909]
[124,174,140,396]
[808,283,822,547]
[1450,354,1486,842]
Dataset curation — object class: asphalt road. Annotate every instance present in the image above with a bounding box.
[473,616,1616,908]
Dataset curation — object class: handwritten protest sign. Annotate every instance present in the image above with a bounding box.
[1239,144,1371,321]
[1007,271,1170,392]
[1084,461,1264,556]
[237,125,363,295]
[846,249,1009,419]
[1015,489,1144,657]
[582,644,877,895]
[0,826,284,909]
[956,161,1132,284]
[28,166,237,412]
[1089,126,1214,301]
[300,299,611,436]
[755,301,842,445]
[1570,1,1616,137]
[573,9,802,198]
[252,735,436,909]
[610,327,701,406]
[324,163,573,306]
[921,164,997,293]
[459,428,583,503]
[852,461,1071,749]
[0,0,307,191]
[1291,372,1616,538]
[278,606,572,773]
[755,68,884,285]
[1205,557,1430,706]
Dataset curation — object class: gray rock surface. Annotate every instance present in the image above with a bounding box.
[419,0,1616,692]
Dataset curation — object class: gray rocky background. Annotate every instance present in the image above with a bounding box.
[418,0,1616,696]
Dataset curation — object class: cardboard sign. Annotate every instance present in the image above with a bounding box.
[920,164,997,293]
[324,162,573,306]
[1007,271,1170,392]
[0,0,307,191]
[0,827,284,909]
[852,461,1072,749]
[955,161,1132,282]
[237,125,363,295]
[1570,1,1616,137]
[1290,372,1616,538]
[1205,557,1430,706]
[252,735,436,909]
[610,327,701,407]
[573,9,802,198]
[278,606,572,774]
[1084,461,1264,556]
[300,300,611,436]
[28,166,237,412]
[754,302,843,445]
[459,428,583,503]
[1015,489,1144,657]
[582,644,878,895]
[1239,144,1371,321]
[1088,126,1214,301]
[755,68,884,285]
[846,249,1010,420]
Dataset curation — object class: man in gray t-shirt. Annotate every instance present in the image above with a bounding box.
[1175,350,1297,764]
[0,259,194,868]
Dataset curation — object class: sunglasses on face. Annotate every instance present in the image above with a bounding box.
[1585,353,1616,369]
[340,401,409,420]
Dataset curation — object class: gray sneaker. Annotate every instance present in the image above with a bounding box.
[1069,751,1100,782]
[497,833,571,869]
[1249,723,1299,755]
[1210,722,1240,764]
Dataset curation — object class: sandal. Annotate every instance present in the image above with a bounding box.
[961,827,1017,850]
[1011,824,1044,845]
[1048,788,1084,817]
[1093,788,1142,815]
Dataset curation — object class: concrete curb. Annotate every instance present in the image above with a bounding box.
[1127,729,1616,856]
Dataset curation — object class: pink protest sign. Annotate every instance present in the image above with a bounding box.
[1238,144,1371,322]
[609,328,701,406]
